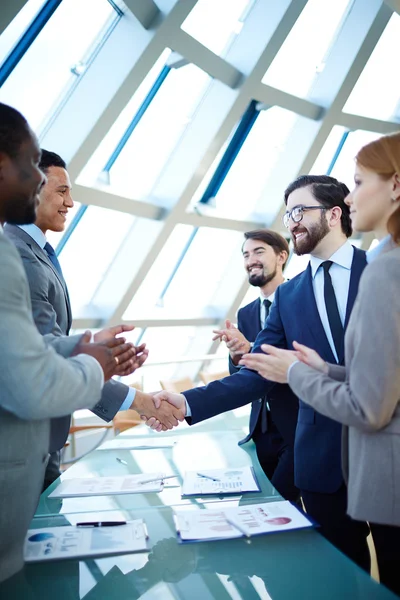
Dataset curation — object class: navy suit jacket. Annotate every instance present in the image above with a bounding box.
[185,247,367,493]
[230,299,298,447]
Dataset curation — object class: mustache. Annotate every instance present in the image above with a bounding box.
[247,264,264,272]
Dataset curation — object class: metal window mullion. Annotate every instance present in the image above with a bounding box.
[103,64,171,173]
[0,0,63,87]
[198,99,261,204]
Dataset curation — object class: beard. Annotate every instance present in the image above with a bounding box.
[291,215,330,255]
[4,192,37,225]
[248,266,277,287]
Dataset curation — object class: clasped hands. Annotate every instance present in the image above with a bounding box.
[73,324,149,381]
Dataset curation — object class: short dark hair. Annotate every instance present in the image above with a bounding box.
[243,229,290,268]
[284,175,352,237]
[0,103,31,158]
[39,149,67,174]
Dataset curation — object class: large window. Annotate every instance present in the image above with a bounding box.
[58,206,135,314]
[0,0,120,133]
[328,130,382,189]
[124,226,243,319]
[262,0,353,98]
[107,63,212,201]
[343,13,400,120]
[0,0,45,65]
[202,107,305,222]
[181,0,255,57]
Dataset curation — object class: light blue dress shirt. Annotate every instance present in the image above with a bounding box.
[17,225,135,410]
[366,235,393,263]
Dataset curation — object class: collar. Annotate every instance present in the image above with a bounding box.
[17,224,47,249]
[259,279,288,304]
[310,240,353,279]
[366,235,394,263]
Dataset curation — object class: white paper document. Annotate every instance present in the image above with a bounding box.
[24,520,148,562]
[174,501,314,542]
[181,467,260,496]
[174,510,242,542]
[49,474,166,498]
[97,438,177,451]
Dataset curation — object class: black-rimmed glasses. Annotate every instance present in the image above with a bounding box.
[283,205,327,228]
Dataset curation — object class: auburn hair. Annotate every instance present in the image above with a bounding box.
[356,132,400,243]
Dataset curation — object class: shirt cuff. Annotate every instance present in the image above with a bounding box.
[184,397,191,417]
[119,386,137,411]
[287,360,300,382]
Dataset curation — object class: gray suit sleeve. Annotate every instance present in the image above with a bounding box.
[327,364,346,382]
[288,258,400,432]
[0,240,103,420]
[92,380,129,422]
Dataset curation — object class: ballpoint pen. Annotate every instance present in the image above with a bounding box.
[116,457,128,465]
[224,518,251,538]
[76,521,127,527]
[196,472,221,482]
[138,474,177,485]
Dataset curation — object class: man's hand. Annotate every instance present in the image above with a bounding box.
[212,319,251,365]
[73,330,135,381]
[93,324,140,376]
[131,343,149,371]
[134,390,185,430]
[142,391,187,432]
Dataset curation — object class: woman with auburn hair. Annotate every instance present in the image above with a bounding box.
[240,132,400,595]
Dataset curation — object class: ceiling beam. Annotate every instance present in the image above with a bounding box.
[122,0,160,30]
[73,185,165,220]
[171,29,244,89]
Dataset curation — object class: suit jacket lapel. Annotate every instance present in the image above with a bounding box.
[298,264,337,364]
[7,225,73,331]
[30,243,73,332]
[344,247,367,329]
[252,299,262,333]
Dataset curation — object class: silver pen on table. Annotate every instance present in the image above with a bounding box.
[138,474,177,485]
[196,472,221,482]
[116,457,128,465]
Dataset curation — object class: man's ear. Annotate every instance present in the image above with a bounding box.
[278,250,288,266]
[329,205,342,228]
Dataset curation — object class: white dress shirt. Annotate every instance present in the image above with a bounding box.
[16,224,135,409]
[309,240,354,363]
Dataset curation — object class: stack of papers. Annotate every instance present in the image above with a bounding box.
[49,473,167,498]
[24,520,148,562]
[97,438,177,451]
[174,501,314,542]
[181,467,260,496]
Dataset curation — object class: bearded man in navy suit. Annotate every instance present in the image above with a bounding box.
[147,175,370,571]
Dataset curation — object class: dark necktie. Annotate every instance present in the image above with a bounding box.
[320,261,344,361]
[261,298,272,433]
[44,242,64,279]
[262,298,272,329]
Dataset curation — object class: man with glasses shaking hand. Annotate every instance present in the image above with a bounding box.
[149,175,370,571]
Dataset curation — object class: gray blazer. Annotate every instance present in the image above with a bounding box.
[4,224,129,452]
[288,244,400,526]
[0,232,103,581]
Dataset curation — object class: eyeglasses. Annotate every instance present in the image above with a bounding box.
[283,205,327,228]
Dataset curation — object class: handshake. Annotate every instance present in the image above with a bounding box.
[134,390,187,431]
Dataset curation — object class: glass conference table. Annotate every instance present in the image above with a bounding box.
[1,414,397,600]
